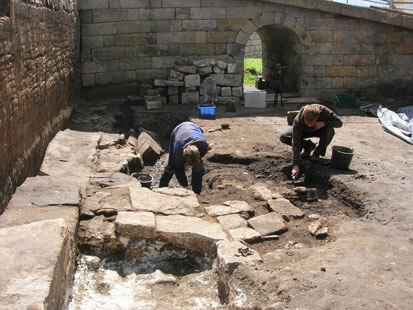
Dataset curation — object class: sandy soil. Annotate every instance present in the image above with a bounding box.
[187,97,413,309]
[73,86,413,309]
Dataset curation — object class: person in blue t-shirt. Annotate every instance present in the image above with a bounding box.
[159,121,208,194]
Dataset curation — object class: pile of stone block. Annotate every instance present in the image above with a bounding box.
[153,57,243,107]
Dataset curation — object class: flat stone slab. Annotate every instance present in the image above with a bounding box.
[155,215,227,254]
[8,176,81,207]
[0,204,78,238]
[40,129,101,179]
[247,183,272,201]
[217,240,262,269]
[204,204,243,217]
[130,187,204,217]
[0,219,74,310]
[228,227,261,242]
[268,198,304,219]
[223,200,253,212]
[81,186,133,217]
[115,211,156,240]
[217,214,247,230]
[78,216,117,255]
[248,212,287,235]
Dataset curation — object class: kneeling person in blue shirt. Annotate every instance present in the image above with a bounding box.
[159,121,208,194]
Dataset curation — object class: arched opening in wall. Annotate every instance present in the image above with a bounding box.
[243,32,263,85]
[0,0,10,16]
[257,24,302,96]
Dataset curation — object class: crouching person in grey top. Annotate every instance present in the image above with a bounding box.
[280,104,342,180]
[159,121,208,194]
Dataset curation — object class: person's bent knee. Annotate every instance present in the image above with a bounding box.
[280,134,291,145]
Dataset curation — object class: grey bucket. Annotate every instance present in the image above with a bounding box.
[331,146,354,170]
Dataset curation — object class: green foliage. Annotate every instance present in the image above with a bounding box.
[244,58,262,84]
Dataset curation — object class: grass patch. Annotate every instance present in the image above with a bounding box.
[244,58,262,84]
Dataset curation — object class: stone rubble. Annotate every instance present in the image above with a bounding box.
[0,127,314,308]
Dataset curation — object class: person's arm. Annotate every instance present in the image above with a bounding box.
[175,169,188,187]
[321,106,343,128]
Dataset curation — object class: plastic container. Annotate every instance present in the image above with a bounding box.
[245,91,267,108]
[198,104,216,119]
[331,146,354,170]
[131,172,153,188]
[335,93,357,108]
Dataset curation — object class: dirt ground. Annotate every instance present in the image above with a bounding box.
[73,86,413,309]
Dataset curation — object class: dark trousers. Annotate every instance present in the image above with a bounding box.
[280,126,335,157]
[159,160,204,194]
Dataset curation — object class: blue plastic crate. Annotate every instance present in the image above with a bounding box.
[198,104,216,119]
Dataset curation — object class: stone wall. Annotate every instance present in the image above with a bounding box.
[0,0,79,213]
[78,0,413,99]
[244,32,262,59]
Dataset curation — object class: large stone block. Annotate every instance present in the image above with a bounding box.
[179,43,215,56]
[82,36,103,49]
[119,57,152,70]
[152,56,179,68]
[96,72,125,84]
[163,0,200,7]
[191,7,226,19]
[78,0,110,10]
[183,20,217,31]
[120,0,152,9]
[184,74,201,88]
[137,131,164,164]
[182,92,200,105]
[116,33,148,46]
[207,31,237,43]
[226,7,262,19]
[210,74,242,86]
[139,8,175,20]
[82,23,116,36]
[326,65,357,77]
[218,19,246,31]
[93,9,128,22]
[157,32,196,44]
[117,21,151,33]
[151,20,170,32]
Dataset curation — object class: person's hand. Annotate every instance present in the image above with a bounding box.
[314,121,325,130]
[292,165,299,179]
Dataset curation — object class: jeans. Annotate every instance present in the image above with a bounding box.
[280,126,335,157]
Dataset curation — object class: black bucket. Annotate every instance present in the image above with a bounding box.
[131,173,153,188]
[331,146,354,170]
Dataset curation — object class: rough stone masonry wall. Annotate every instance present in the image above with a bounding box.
[244,32,262,58]
[78,0,413,99]
[0,0,79,213]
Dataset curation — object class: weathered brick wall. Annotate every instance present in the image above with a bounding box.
[244,32,262,58]
[78,0,413,99]
[0,0,79,213]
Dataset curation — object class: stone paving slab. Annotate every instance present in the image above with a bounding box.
[217,214,247,230]
[268,198,305,220]
[40,129,101,180]
[115,211,156,240]
[155,214,227,254]
[248,212,287,235]
[8,176,81,207]
[228,227,262,242]
[0,204,78,237]
[130,187,204,216]
[217,240,262,269]
[0,219,74,310]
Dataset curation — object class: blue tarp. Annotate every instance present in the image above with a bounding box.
[360,104,413,145]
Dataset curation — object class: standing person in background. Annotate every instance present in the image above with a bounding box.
[159,121,208,194]
[280,104,343,180]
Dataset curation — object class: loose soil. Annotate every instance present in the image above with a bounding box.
[71,87,413,309]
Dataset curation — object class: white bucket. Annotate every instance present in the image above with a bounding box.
[245,91,267,108]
